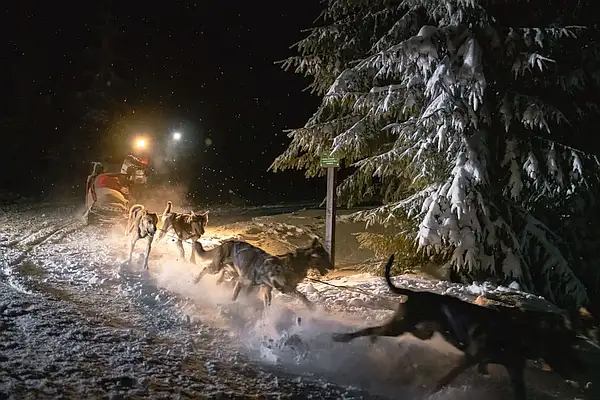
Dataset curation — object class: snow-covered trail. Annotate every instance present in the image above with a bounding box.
[0,202,595,399]
[0,203,383,399]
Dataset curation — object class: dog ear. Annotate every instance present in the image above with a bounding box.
[198,211,209,222]
[311,237,320,248]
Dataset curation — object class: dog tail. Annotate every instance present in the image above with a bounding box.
[126,204,144,235]
[384,254,413,297]
[162,201,172,217]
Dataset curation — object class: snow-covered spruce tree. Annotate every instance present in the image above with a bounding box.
[272,0,436,275]
[271,0,600,309]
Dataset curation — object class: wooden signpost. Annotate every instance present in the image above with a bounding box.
[319,154,340,266]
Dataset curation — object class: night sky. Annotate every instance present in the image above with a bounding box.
[1,1,326,204]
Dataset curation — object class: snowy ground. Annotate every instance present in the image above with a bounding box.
[0,201,598,399]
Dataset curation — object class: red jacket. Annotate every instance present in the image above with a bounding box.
[96,173,124,192]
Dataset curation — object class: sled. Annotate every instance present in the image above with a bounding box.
[83,161,146,225]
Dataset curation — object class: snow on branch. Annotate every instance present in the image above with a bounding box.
[371,6,421,52]
[331,118,370,160]
[497,134,600,206]
[501,138,525,200]
[505,26,583,51]
[353,146,406,178]
[500,92,569,133]
[270,115,361,174]
[322,0,387,22]
[359,84,406,115]
[326,69,360,97]
[519,211,588,306]
[511,52,555,77]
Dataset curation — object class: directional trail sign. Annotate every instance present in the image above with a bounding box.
[319,156,340,168]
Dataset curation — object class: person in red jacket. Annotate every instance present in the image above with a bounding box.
[120,154,149,200]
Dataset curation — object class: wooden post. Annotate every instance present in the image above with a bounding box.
[325,166,337,266]
[320,154,340,266]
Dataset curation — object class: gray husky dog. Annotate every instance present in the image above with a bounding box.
[125,204,159,270]
[154,201,209,263]
[193,238,334,310]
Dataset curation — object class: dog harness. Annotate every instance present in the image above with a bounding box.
[232,241,265,284]
[232,241,255,265]
[233,241,241,266]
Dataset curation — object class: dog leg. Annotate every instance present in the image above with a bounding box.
[125,220,132,236]
[332,318,410,343]
[231,281,244,302]
[430,355,477,395]
[176,239,186,261]
[143,236,152,270]
[193,269,208,284]
[504,359,527,400]
[260,286,273,309]
[189,240,197,264]
[215,270,227,285]
[128,236,138,265]
[291,289,314,311]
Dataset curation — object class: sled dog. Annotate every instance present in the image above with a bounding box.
[154,201,209,263]
[125,204,159,270]
[331,254,586,400]
[193,238,334,310]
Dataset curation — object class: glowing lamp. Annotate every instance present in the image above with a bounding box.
[134,137,147,149]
